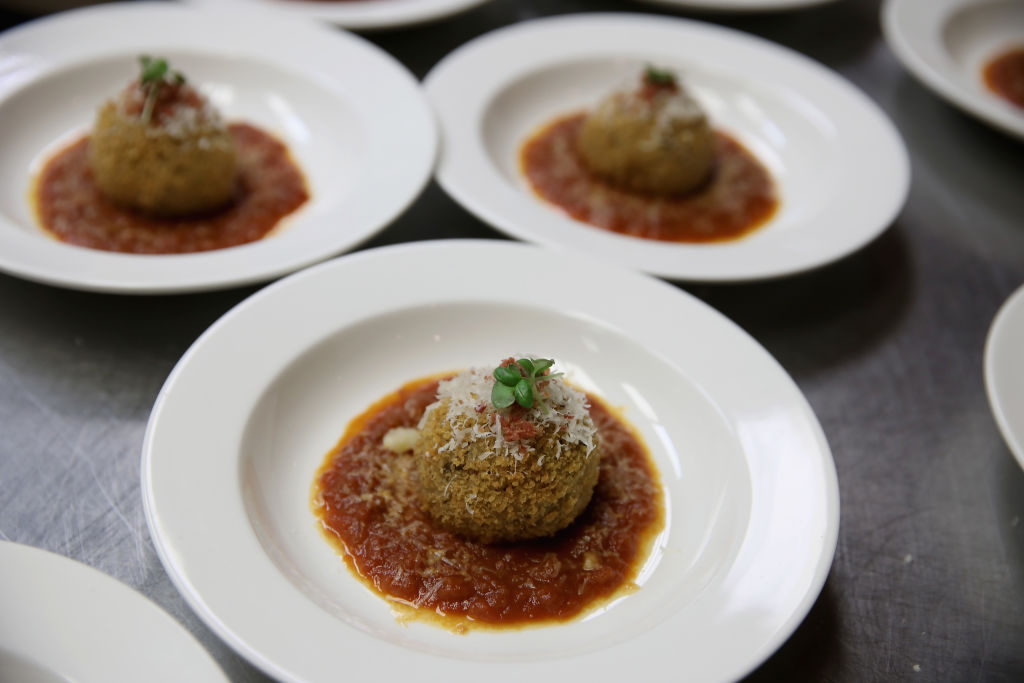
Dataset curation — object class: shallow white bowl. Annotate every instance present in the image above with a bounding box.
[425,13,909,282]
[143,240,839,683]
[985,283,1024,471]
[0,2,436,293]
[182,0,494,31]
[883,0,1024,140]
[0,541,227,683]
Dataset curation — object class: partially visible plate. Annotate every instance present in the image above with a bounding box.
[425,13,909,282]
[0,541,227,683]
[0,3,436,293]
[635,0,841,12]
[182,0,494,31]
[985,283,1024,471]
[143,239,839,683]
[883,0,1024,141]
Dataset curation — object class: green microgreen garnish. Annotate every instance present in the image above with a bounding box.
[644,65,677,88]
[491,358,564,411]
[138,55,185,125]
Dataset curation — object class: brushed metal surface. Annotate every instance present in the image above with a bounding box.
[1,0,1022,680]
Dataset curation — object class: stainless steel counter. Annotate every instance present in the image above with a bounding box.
[2,0,1023,680]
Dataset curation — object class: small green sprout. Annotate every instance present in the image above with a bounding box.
[491,358,564,411]
[138,55,185,125]
[643,64,678,88]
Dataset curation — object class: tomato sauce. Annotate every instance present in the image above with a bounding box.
[521,112,777,243]
[983,46,1024,110]
[34,123,308,254]
[312,376,663,630]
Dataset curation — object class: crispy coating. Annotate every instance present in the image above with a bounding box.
[89,84,237,216]
[578,82,715,196]
[415,400,600,544]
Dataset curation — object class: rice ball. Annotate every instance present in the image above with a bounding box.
[577,69,715,196]
[414,362,601,544]
[89,76,238,216]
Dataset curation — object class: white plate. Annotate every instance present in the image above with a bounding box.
[883,0,1024,141]
[182,0,493,31]
[985,284,1024,471]
[0,3,436,293]
[0,541,227,683]
[143,240,839,683]
[424,13,909,282]
[635,0,840,12]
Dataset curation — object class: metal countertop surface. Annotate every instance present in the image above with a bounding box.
[1,0,1023,680]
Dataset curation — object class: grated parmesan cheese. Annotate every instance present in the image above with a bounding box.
[589,82,706,156]
[113,82,228,141]
[417,363,597,461]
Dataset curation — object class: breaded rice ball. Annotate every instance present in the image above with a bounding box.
[578,67,715,196]
[413,362,600,544]
[89,76,237,216]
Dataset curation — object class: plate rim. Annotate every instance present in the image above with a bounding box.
[142,238,839,683]
[0,2,437,294]
[180,0,494,30]
[882,0,1024,141]
[424,12,909,283]
[0,541,228,683]
[984,283,1024,470]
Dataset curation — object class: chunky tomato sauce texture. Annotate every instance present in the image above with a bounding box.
[34,123,307,254]
[521,112,777,243]
[312,377,663,629]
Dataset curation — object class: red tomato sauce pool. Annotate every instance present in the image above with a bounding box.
[34,123,308,254]
[984,46,1024,110]
[312,376,664,631]
[521,112,778,243]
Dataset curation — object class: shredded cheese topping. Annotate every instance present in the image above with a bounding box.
[590,85,706,153]
[114,83,228,141]
[418,364,597,462]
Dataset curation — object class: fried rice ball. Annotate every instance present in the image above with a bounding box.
[578,69,715,196]
[413,364,600,544]
[89,77,237,216]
